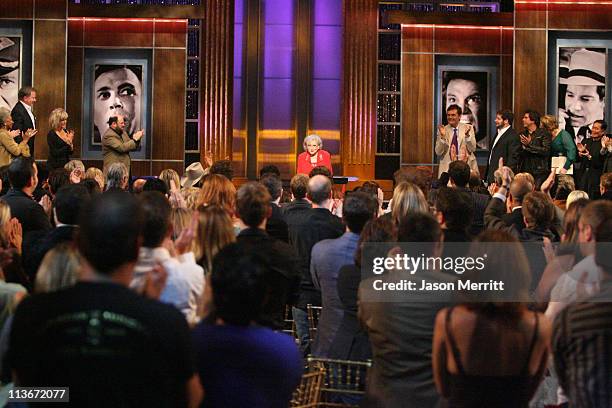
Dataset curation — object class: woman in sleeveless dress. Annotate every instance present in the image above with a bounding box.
[432,230,551,407]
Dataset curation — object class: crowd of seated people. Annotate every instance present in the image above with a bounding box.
[0,111,608,407]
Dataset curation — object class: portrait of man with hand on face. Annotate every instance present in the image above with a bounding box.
[92,65,143,145]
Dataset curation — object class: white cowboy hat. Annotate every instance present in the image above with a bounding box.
[181,161,205,188]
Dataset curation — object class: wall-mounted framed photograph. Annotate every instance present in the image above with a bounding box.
[82,49,152,160]
[548,33,611,144]
[0,22,33,111]
[435,56,499,152]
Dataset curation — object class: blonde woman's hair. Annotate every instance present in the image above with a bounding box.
[64,159,85,173]
[49,108,69,130]
[540,114,558,133]
[182,187,200,210]
[566,190,589,207]
[159,168,180,191]
[0,201,12,248]
[0,108,11,127]
[84,167,104,190]
[391,181,429,225]
[196,205,236,274]
[35,243,80,293]
[170,208,198,256]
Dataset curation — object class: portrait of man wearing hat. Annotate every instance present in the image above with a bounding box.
[0,36,20,111]
[559,48,606,145]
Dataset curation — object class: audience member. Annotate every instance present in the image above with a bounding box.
[359,181,384,216]
[282,174,312,242]
[181,161,206,189]
[292,175,344,354]
[311,191,377,358]
[359,212,456,408]
[8,192,202,407]
[104,162,129,191]
[209,159,234,181]
[34,242,80,293]
[393,166,432,197]
[546,200,612,320]
[159,168,180,192]
[130,191,203,325]
[552,218,612,408]
[0,200,27,287]
[308,165,332,179]
[193,243,302,408]
[260,174,289,243]
[235,182,299,330]
[1,158,51,263]
[433,230,551,407]
[600,171,612,200]
[434,187,473,242]
[84,166,104,191]
[389,181,429,226]
[197,174,236,216]
[195,205,235,276]
[448,160,489,235]
[328,217,396,362]
[566,190,589,207]
[142,177,168,195]
[64,159,85,183]
[25,184,89,282]
[80,178,102,196]
[259,164,281,178]
[501,176,533,234]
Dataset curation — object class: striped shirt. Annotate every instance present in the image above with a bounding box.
[553,281,612,408]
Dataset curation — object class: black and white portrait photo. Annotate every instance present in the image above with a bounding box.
[92,64,143,145]
[82,49,151,160]
[441,70,489,149]
[558,47,606,145]
[0,36,21,111]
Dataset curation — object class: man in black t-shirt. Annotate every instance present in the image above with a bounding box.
[8,192,202,407]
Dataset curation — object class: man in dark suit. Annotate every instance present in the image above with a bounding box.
[10,86,37,158]
[448,160,490,236]
[235,182,299,330]
[260,174,289,243]
[501,176,532,234]
[282,174,312,245]
[1,157,51,273]
[25,184,90,282]
[292,175,345,354]
[485,109,521,184]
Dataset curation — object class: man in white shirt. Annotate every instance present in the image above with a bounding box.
[484,109,521,184]
[130,191,204,325]
[10,86,37,158]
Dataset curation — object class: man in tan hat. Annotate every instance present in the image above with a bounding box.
[560,49,606,145]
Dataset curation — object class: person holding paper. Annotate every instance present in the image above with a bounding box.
[540,114,576,174]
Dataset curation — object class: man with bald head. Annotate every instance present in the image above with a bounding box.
[102,115,144,174]
[290,174,345,354]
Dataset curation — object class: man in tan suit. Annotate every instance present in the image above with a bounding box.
[435,104,478,177]
[102,115,143,174]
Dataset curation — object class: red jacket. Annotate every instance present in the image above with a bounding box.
[297,150,333,175]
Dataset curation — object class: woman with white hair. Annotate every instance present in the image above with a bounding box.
[0,107,33,166]
[297,134,333,175]
[47,108,74,170]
